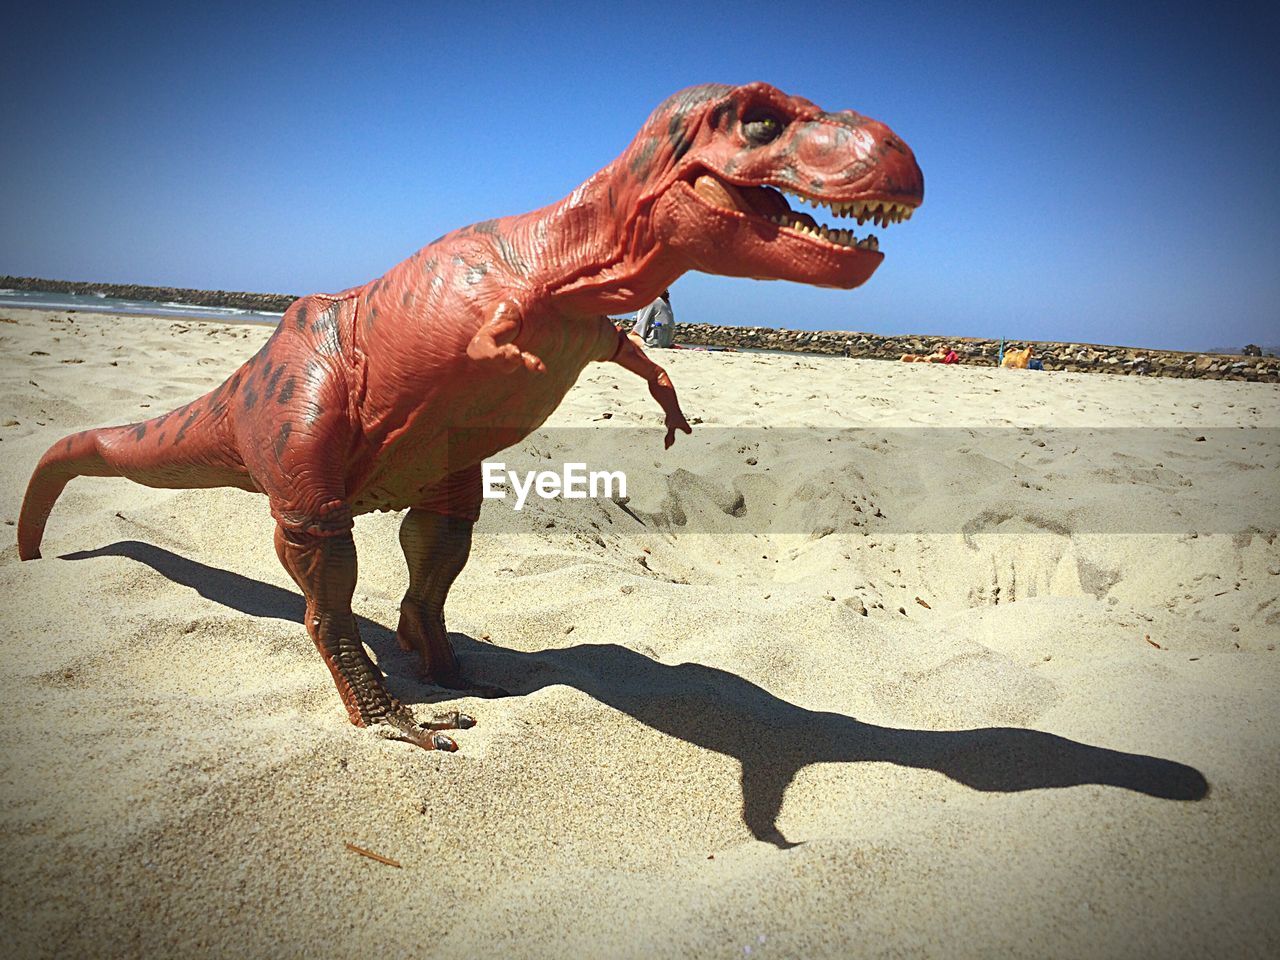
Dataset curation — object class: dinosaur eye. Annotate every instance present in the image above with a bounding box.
[742,113,783,145]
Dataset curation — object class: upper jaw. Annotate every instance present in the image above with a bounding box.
[774,187,917,226]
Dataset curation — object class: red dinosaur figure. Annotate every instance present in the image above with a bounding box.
[18,82,923,750]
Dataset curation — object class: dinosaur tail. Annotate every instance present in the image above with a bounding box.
[18,385,247,560]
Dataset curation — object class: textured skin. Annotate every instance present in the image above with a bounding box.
[18,82,923,749]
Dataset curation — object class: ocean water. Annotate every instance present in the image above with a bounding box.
[0,289,791,354]
[0,288,284,325]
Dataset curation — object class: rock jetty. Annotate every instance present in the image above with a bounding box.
[1,275,296,314]
[674,323,1279,382]
[5,276,1274,382]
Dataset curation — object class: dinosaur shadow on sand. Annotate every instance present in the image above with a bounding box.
[64,540,1210,848]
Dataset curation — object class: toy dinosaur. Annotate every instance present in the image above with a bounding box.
[19,82,923,750]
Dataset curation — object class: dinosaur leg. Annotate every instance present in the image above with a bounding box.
[235,323,465,751]
[273,517,462,750]
[397,467,508,697]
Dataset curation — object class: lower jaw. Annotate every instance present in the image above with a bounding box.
[658,189,887,288]
[695,229,884,288]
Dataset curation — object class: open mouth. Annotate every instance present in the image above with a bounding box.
[690,171,917,253]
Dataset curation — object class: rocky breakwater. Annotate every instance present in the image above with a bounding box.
[676,323,1280,383]
[1,276,297,314]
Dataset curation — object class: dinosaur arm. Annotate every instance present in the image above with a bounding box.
[609,331,692,449]
[466,300,547,374]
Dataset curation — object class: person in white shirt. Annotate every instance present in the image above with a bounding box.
[630,289,675,348]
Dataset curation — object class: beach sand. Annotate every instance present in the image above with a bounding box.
[1,306,1277,957]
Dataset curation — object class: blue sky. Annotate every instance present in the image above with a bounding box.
[2,1,1276,350]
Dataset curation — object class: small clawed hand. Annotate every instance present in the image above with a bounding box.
[470,339,547,374]
[664,413,693,449]
[467,301,546,374]
[650,371,693,448]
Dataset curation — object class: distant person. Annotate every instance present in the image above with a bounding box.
[630,289,675,349]
[900,345,959,364]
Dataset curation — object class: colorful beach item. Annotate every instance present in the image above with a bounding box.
[18,82,923,750]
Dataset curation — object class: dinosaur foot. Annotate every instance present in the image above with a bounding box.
[377,706,475,751]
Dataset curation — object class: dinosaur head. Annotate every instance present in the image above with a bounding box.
[548,82,923,312]
[639,82,923,289]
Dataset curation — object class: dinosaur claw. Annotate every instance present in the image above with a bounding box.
[420,710,476,731]
[379,707,467,751]
[432,733,459,752]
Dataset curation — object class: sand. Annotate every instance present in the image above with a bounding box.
[1,306,1277,958]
